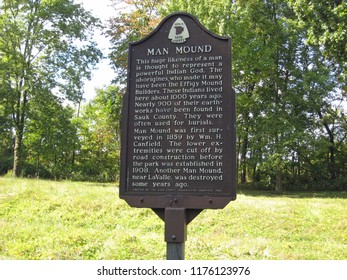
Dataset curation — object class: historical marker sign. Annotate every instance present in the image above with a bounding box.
[120,12,236,210]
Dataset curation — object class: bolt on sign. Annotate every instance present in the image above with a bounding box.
[120,12,236,258]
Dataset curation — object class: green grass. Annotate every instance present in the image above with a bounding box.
[0,177,346,260]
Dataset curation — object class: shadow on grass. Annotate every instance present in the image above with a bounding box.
[81,182,117,188]
[237,186,347,199]
[83,182,346,199]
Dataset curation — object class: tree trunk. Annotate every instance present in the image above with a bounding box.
[240,134,248,184]
[13,131,24,177]
[275,166,283,193]
[12,88,28,177]
[317,110,336,179]
[72,101,81,166]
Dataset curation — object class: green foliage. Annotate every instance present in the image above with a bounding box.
[0,0,102,176]
[161,0,347,190]
[23,92,78,179]
[106,0,164,83]
[289,0,347,64]
[5,84,124,182]
[73,85,123,182]
[0,98,12,174]
[0,178,346,259]
[1,0,346,189]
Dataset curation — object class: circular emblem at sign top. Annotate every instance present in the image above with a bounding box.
[168,18,189,43]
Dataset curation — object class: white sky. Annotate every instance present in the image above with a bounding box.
[77,0,122,101]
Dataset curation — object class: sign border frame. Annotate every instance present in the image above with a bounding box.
[119,12,236,209]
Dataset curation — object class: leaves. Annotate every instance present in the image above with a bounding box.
[1,0,346,188]
[0,0,103,175]
[75,85,123,182]
[160,0,347,189]
[106,0,164,83]
[289,0,347,64]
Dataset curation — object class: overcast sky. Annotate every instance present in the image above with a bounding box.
[77,0,119,100]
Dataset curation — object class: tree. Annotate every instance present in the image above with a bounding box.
[289,0,347,65]
[0,0,102,176]
[24,90,78,178]
[76,85,122,181]
[107,0,347,190]
[162,0,347,190]
[0,98,12,175]
[106,0,164,83]
[289,0,347,95]
[302,48,346,180]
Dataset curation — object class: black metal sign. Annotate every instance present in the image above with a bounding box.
[120,12,236,210]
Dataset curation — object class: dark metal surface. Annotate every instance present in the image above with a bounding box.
[120,12,236,210]
[152,208,202,224]
[164,208,187,243]
[167,243,185,260]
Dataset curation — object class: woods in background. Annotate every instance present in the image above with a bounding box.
[1,0,346,190]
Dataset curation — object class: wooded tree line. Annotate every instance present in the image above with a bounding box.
[1,0,346,190]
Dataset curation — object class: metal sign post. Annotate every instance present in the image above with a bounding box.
[165,208,186,260]
[153,208,202,260]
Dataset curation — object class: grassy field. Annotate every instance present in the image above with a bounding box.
[0,177,346,260]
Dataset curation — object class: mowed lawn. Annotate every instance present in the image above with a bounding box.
[0,177,346,260]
